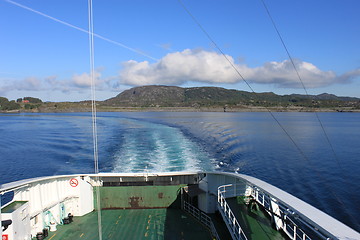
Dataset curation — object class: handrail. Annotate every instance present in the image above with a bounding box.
[218,183,332,240]
[181,187,220,240]
[183,201,220,240]
[217,185,248,240]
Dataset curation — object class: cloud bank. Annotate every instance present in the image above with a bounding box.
[1,49,359,99]
[120,49,359,89]
[0,71,105,96]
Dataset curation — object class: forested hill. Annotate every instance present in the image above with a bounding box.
[103,85,360,110]
[1,85,360,112]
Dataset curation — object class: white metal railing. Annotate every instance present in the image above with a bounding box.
[253,188,317,240]
[183,201,220,240]
[218,183,332,240]
[217,184,248,240]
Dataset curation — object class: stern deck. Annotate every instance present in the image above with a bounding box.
[36,208,212,240]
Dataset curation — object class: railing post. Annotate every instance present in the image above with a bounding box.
[181,187,184,210]
[293,225,296,240]
[218,188,220,203]
[228,204,231,218]
[262,195,265,206]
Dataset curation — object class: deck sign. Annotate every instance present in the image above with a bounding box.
[2,235,8,240]
[69,178,79,187]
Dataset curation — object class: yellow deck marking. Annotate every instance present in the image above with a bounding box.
[145,232,148,237]
[148,219,151,224]
[146,225,149,230]
[80,233,84,238]
[48,233,57,240]
[115,215,121,224]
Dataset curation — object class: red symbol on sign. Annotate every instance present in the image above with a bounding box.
[69,178,78,187]
[2,235,9,240]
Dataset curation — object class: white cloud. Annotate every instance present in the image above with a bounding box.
[22,77,42,89]
[1,49,359,100]
[245,59,338,88]
[119,49,360,89]
[0,77,43,95]
[0,71,105,96]
[120,49,238,86]
[71,72,101,88]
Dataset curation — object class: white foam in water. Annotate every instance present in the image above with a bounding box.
[178,136,201,171]
[111,119,213,173]
[150,131,170,172]
[112,136,138,173]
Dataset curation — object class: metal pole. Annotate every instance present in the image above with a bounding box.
[0,194,3,238]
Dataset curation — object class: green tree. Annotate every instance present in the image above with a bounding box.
[23,97,42,103]
[0,97,9,110]
[2,100,20,110]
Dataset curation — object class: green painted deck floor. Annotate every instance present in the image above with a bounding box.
[39,209,212,240]
[226,197,288,240]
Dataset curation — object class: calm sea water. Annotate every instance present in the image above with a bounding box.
[0,112,359,231]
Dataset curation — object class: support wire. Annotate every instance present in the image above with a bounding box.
[87,0,103,239]
[260,0,360,222]
[178,0,360,224]
[260,0,341,170]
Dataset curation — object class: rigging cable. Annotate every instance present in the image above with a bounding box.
[260,0,360,219]
[177,0,309,169]
[178,0,360,223]
[87,0,102,239]
[3,0,158,61]
[259,0,341,171]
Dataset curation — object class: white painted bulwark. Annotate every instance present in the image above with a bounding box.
[77,176,94,216]
[1,201,31,240]
[1,175,94,238]
[197,193,207,213]
[0,172,359,240]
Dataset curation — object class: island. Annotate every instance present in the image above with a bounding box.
[1,85,360,113]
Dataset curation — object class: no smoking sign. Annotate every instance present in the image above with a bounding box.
[69,178,78,187]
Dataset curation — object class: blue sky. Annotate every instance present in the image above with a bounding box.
[0,0,359,102]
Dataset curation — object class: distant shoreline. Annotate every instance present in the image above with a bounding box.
[2,86,360,113]
[1,106,360,113]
